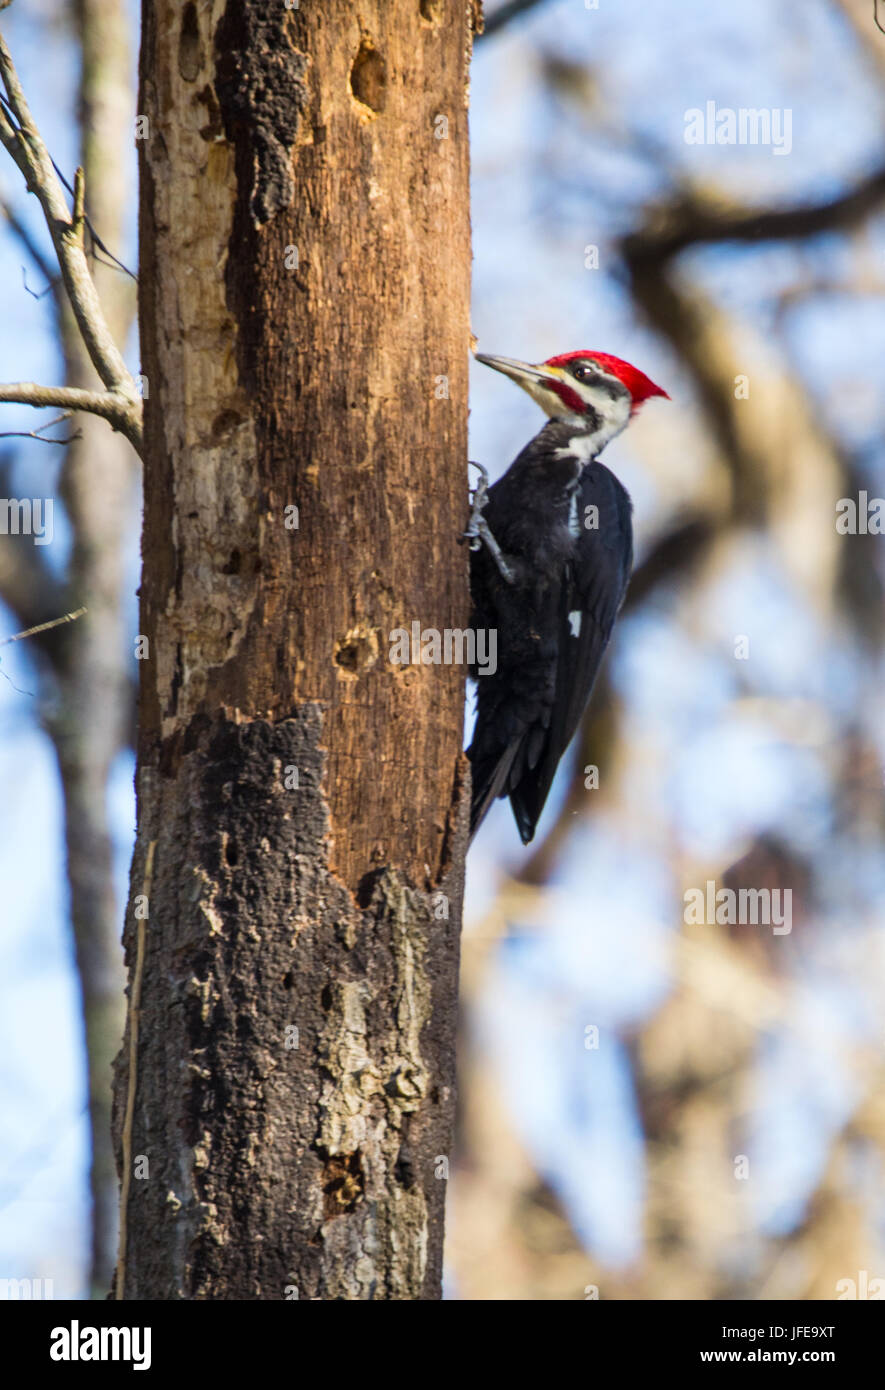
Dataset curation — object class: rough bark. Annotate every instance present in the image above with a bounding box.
[112,0,473,1299]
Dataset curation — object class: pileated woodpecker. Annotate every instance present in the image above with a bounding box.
[466,349,669,844]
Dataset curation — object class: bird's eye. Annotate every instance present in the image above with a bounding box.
[572,364,597,382]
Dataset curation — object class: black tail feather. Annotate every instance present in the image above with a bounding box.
[467,739,521,843]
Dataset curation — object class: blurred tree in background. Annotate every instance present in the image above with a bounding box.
[0,0,136,1295]
[452,0,885,1299]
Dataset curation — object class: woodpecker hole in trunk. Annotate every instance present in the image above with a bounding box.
[350,40,387,115]
[334,624,379,675]
[178,2,202,82]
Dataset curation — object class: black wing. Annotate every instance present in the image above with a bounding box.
[470,461,633,844]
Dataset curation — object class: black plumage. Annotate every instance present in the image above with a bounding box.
[467,419,633,844]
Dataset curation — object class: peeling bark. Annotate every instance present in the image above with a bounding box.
[113,0,473,1299]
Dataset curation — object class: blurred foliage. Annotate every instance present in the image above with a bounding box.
[457,0,885,1299]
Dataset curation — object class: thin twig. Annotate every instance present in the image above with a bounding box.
[50,149,137,282]
[0,91,137,282]
[0,410,80,444]
[0,606,87,647]
[1,189,59,298]
[21,265,55,299]
[0,35,143,452]
[0,427,78,443]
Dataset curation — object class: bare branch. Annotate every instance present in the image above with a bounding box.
[0,380,141,441]
[622,164,885,268]
[0,34,143,452]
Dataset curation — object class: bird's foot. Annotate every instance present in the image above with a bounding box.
[460,461,515,584]
[461,461,490,549]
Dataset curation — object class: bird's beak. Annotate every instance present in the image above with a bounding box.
[475,352,573,418]
[474,353,564,390]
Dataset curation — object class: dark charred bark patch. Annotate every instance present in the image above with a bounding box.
[115,707,464,1298]
[214,2,309,226]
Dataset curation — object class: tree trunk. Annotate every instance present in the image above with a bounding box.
[112,0,474,1299]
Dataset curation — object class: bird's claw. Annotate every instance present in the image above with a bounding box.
[461,463,515,583]
[461,461,490,550]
